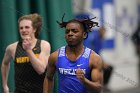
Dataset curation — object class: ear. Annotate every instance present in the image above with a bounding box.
[33,28,36,32]
[83,32,87,39]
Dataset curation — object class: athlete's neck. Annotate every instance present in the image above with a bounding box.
[67,44,84,54]
[66,44,84,61]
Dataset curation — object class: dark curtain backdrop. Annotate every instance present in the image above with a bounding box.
[0,0,74,92]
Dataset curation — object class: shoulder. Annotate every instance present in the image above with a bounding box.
[49,51,59,64]
[5,42,18,57]
[49,51,58,60]
[90,50,102,61]
[6,42,18,52]
[40,40,51,51]
[41,40,50,47]
[89,50,103,69]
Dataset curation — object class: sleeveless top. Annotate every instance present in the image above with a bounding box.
[14,39,45,93]
[56,46,92,93]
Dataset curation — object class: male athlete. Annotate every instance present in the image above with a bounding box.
[44,17,103,93]
[1,13,51,93]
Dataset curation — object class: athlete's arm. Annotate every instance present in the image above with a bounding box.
[43,51,58,93]
[1,43,16,93]
[76,51,103,93]
[25,40,51,74]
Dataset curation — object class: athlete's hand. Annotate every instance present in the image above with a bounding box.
[22,36,32,51]
[76,68,85,83]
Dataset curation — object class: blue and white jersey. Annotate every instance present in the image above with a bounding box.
[56,46,92,93]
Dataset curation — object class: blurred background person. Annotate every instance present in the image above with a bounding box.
[73,0,139,92]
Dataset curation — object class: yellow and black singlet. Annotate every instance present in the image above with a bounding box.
[14,39,45,93]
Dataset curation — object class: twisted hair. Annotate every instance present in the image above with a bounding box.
[57,13,99,33]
